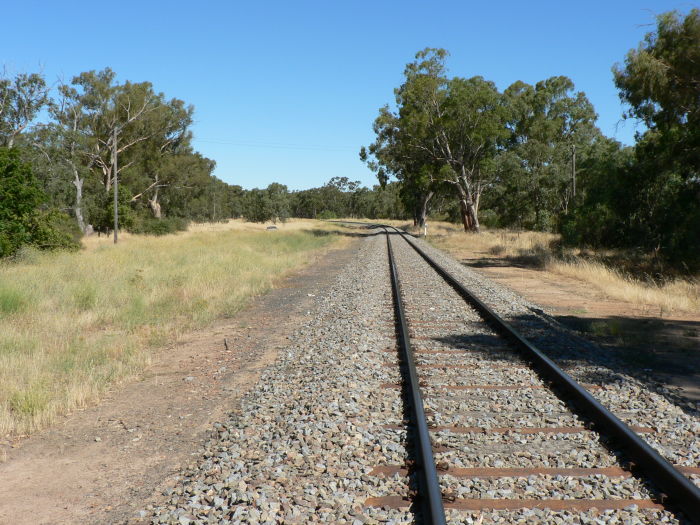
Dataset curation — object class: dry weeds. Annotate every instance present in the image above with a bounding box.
[410,221,699,315]
[0,219,344,436]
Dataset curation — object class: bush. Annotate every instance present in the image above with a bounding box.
[477,209,500,228]
[31,209,82,251]
[0,147,81,257]
[129,216,189,236]
[317,210,337,220]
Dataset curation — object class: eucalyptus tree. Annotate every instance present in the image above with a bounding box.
[147,152,216,220]
[611,8,700,265]
[0,71,50,148]
[266,182,291,223]
[361,49,446,228]
[59,69,157,196]
[614,8,699,166]
[360,113,439,228]
[54,69,204,230]
[364,48,509,232]
[495,77,598,230]
[42,83,95,232]
[433,75,509,231]
[123,97,194,218]
[242,183,290,224]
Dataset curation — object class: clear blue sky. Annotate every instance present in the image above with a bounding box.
[1,1,693,190]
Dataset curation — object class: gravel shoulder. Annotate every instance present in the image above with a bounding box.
[0,238,362,525]
[410,236,700,481]
[427,241,700,404]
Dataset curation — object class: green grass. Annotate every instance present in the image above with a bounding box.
[0,222,343,435]
[0,285,28,314]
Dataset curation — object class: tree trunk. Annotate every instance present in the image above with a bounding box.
[454,183,477,232]
[148,187,162,218]
[454,193,480,232]
[72,168,87,234]
[466,200,480,232]
[417,191,434,228]
[457,172,480,233]
[458,198,471,232]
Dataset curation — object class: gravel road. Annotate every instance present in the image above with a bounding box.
[150,229,697,524]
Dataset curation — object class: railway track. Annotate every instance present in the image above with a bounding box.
[367,226,700,524]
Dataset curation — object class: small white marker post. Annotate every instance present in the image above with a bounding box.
[423,222,428,237]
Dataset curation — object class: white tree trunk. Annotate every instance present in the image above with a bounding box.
[72,168,87,233]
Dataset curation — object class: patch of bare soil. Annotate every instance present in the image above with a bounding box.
[0,240,361,525]
[460,253,700,404]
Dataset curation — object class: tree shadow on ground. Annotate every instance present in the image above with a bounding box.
[432,309,700,416]
[455,253,554,270]
[547,312,700,403]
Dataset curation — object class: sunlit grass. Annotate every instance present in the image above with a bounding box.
[0,219,344,436]
[546,258,699,314]
[421,221,700,315]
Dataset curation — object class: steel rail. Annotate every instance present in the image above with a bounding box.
[384,230,448,525]
[389,227,700,521]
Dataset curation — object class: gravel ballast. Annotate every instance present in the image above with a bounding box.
[149,228,696,524]
[153,234,415,524]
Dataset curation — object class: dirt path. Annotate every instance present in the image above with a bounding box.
[0,239,361,525]
[457,254,700,404]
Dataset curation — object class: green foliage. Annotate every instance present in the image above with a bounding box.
[242,188,272,223]
[490,77,599,231]
[0,147,80,257]
[562,9,700,271]
[613,9,699,137]
[31,209,82,251]
[365,49,551,231]
[317,210,337,220]
[242,184,290,224]
[88,186,135,234]
[0,72,50,148]
[129,216,189,236]
[266,183,290,224]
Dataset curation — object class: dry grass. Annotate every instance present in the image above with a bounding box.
[547,259,699,314]
[421,221,700,315]
[0,219,345,436]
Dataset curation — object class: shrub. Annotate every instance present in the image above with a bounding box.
[31,209,82,252]
[129,216,189,236]
[317,210,337,220]
[0,147,81,257]
[88,187,135,235]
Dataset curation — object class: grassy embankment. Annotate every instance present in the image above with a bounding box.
[377,220,698,315]
[0,219,346,436]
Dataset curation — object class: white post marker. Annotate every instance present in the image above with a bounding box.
[424,222,428,237]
